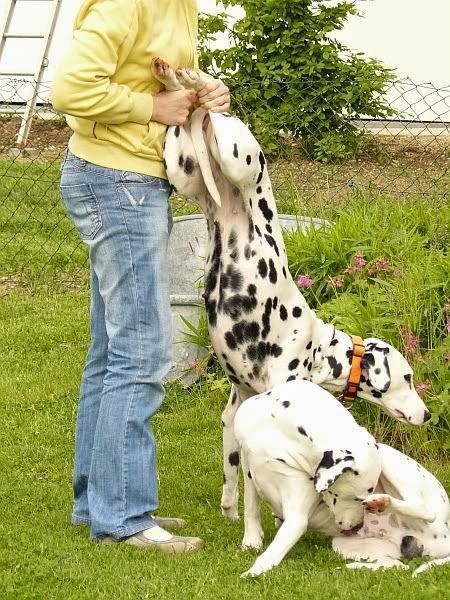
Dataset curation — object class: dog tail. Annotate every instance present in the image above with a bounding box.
[412,555,450,576]
[190,108,222,207]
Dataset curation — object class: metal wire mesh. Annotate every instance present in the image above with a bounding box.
[0,77,449,286]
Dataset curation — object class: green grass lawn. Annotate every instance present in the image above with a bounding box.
[1,158,449,598]
[1,288,450,600]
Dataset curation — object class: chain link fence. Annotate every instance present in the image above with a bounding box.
[1,77,449,287]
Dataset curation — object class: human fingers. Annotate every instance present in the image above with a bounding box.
[197,79,222,98]
[200,92,231,112]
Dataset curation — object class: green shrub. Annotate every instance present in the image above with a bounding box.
[198,0,396,160]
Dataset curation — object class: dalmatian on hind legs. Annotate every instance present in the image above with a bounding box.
[151,57,432,547]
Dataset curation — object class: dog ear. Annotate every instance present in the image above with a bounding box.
[314,450,355,493]
[361,342,391,393]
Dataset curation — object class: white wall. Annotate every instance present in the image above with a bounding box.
[1,0,449,120]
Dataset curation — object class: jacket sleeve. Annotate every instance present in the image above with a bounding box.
[51,0,153,125]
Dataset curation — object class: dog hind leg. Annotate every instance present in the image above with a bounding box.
[221,386,242,521]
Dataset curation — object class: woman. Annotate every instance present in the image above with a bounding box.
[52,0,230,551]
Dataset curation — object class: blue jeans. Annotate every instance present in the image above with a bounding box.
[60,151,173,539]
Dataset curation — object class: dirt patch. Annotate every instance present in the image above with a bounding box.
[0,115,71,160]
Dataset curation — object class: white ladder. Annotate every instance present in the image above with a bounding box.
[0,0,62,148]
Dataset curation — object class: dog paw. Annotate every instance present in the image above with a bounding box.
[363,493,392,513]
[241,562,267,578]
[241,531,264,551]
[221,505,240,522]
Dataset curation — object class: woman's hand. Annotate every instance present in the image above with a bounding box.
[152,89,198,126]
[197,79,230,113]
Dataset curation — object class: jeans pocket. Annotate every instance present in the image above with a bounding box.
[60,183,102,240]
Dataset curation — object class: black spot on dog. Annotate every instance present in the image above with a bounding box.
[282,400,290,408]
[266,224,272,234]
[247,470,252,479]
[233,143,238,158]
[174,126,180,137]
[289,359,300,371]
[225,332,237,350]
[404,373,412,388]
[327,356,343,379]
[371,390,383,399]
[262,298,273,339]
[292,306,302,318]
[248,284,257,296]
[258,198,273,222]
[276,458,286,463]
[256,186,262,194]
[205,298,217,328]
[400,536,424,558]
[229,451,240,467]
[271,344,283,358]
[256,151,265,184]
[286,375,296,382]
[306,341,312,350]
[280,305,288,321]
[303,358,309,367]
[298,426,308,437]
[229,375,240,384]
[246,154,252,165]
[264,234,280,256]
[330,338,339,346]
[282,266,287,278]
[255,225,262,237]
[228,229,238,249]
[244,245,251,260]
[226,362,236,375]
[272,296,278,310]
[268,259,277,284]
[178,154,184,168]
[184,156,195,175]
[258,258,268,278]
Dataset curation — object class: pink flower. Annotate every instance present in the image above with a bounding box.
[297,274,314,288]
[345,253,366,275]
[368,257,390,275]
[327,275,345,289]
[399,326,420,354]
[443,299,450,313]
[393,268,402,278]
[415,380,431,394]
[447,317,450,334]
[188,358,201,370]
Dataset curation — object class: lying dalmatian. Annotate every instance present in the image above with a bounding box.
[234,380,450,577]
[151,59,431,525]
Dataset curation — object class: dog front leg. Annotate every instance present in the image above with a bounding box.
[221,386,242,521]
[363,493,436,523]
[241,452,264,550]
[241,514,308,577]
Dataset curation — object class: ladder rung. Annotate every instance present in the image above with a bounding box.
[4,33,45,39]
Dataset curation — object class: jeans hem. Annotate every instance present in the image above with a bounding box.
[72,514,91,525]
[93,516,157,541]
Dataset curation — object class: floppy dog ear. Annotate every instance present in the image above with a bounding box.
[314,450,356,493]
[361,342,391,393]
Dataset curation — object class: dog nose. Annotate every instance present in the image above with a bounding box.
[423,410,431,423]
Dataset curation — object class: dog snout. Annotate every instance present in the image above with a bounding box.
[423,409,431,423]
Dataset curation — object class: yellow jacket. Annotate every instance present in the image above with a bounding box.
[52,0,198,178]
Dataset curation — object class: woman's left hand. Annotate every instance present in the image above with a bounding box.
[197,79,231,113]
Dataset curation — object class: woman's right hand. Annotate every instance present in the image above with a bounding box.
[152,89,198,126]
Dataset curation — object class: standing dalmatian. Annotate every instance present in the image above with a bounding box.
[151,60,431,536]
